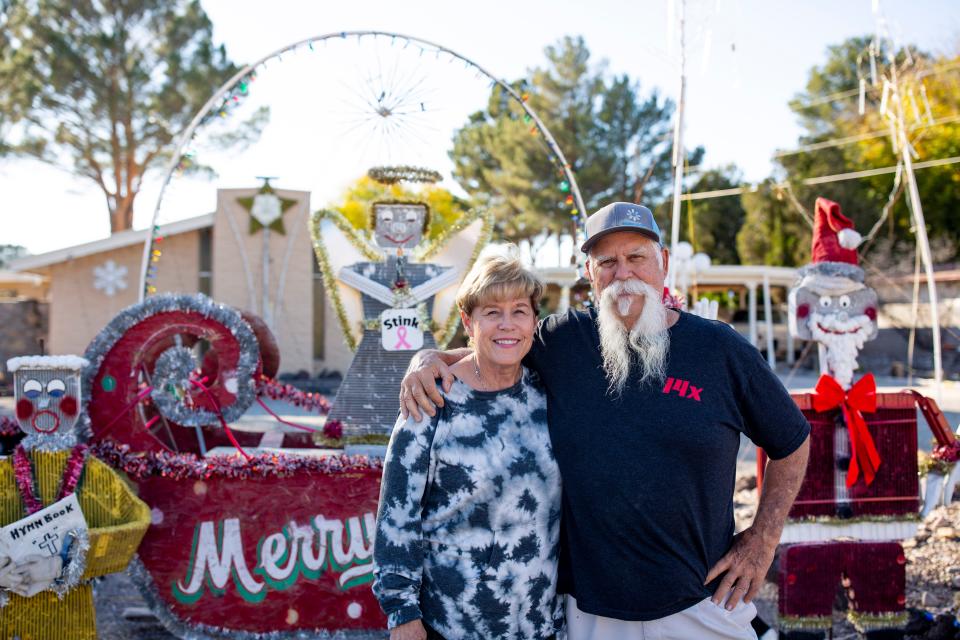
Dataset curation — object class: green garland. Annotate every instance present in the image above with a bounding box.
[777,615,833,631]
[919,447,960,477]
[314,208,384,261]
[309,209,374,351]
[787,513,920,525]
[847,610,909,632]
[312,433,391,448]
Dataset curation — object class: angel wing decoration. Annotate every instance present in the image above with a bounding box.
[310,204,492,437]
[310,209,384,351]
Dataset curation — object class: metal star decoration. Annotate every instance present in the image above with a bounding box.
[237,178,298,235]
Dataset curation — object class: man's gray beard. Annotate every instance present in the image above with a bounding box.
[597,279,669,396]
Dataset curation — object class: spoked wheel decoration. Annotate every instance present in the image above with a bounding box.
[137,30,587,299]
[83,294,267,455]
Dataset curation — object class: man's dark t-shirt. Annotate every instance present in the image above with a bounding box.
[524,309,810,621]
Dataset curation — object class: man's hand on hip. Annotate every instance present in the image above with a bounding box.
[707,435,810,611]
[704,526,777,610]
[399,349,467,421]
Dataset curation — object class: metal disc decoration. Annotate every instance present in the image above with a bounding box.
[138,30,587,299]
[83,294,261,453]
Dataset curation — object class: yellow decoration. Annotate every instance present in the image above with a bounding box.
[0,451,151,640]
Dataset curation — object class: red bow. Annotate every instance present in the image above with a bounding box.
[813,373,881,487]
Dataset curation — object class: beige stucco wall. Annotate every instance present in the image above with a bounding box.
[0,273,49,301]
[48,230,199,355]
[213,188,316,374]
[36,187,357,376]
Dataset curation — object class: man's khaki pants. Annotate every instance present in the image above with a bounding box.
[566,595,758,640]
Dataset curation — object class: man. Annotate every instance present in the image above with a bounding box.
[400,202,810,639]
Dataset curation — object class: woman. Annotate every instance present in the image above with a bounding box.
[373,245,562,640]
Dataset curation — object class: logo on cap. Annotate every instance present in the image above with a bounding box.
[625,207,646,224]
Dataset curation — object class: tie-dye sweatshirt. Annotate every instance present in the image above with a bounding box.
[373,367,563,640]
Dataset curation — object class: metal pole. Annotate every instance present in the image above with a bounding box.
[891,59,943,402]
[262,226,272,329]
[667,0,686,291]
[763,273,775,368]
[901,149,943,401]
[907,246,921,385]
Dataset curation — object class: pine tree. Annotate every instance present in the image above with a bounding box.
[0,0,267,233]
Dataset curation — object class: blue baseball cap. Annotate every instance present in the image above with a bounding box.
[580,202,661,253]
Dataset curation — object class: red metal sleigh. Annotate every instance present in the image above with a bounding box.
[81,294,387,637]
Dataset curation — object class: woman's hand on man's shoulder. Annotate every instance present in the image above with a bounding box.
[400,349,469,420]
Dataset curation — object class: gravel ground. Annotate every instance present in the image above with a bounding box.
[94,573,176,639]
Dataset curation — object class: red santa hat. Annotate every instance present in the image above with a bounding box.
[798,198,866,295]
[811,198,862,265]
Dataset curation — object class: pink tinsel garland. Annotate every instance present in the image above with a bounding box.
[0,415,20,437]
[91,440,381,481]
[13,444,88,515]
[932,440,960,464]
[255,375,331,414]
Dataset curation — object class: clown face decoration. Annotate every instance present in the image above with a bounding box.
[788,198,878,389]
[7,355,88,449]
[373,203,427,251]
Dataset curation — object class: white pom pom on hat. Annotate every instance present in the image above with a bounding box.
[837,228,862,250]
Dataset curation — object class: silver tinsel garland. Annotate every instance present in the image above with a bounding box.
[127,556,388,640]
[82,293,260,429]
[0,528,89,605]
[50,527,90,599]
[19,428,80,452]
[797,260,865,283]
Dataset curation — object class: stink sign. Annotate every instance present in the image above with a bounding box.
[381,308,423,351]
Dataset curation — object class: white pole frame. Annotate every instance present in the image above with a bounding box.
[667,0,687,291]
[138,30,588,300]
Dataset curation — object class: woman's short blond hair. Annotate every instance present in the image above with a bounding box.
[456,244,544,316]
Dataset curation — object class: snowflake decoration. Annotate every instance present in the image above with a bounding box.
[93,259,128,297]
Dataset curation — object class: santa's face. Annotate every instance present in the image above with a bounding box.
[789,285,878,388]
[14,367,82,439]
[373,203,426,250]
[790,287,879,343]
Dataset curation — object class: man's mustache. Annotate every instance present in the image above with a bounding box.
[602,279,649,298]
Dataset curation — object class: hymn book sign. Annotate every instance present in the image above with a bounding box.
[0,494,87,562]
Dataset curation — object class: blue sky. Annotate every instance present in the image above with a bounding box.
[2,0,958,256]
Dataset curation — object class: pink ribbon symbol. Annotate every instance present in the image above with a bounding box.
[394,326,412,349]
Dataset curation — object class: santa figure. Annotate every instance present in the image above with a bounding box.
[766,198,957,640]
[0,356,150,640]
[788,197,878,390]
